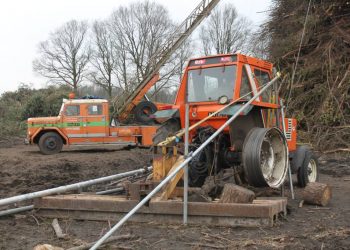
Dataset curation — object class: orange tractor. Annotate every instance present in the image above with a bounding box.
[152,53,319,188]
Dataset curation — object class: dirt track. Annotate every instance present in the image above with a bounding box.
[0,143,349,249]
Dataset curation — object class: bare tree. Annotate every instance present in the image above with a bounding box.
[199,4,252,55]
[149,39,194,102]
[33,20,90,93]
[108,1,191,99]
[89,20,118,99]
[249,31,271,60]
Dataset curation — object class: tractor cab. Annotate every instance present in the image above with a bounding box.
[175,54,280,129]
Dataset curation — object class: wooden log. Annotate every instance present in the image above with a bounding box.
[301,182,332,207]
[219,184,255,204]
[33,244,64,250]
[51,218,67,239]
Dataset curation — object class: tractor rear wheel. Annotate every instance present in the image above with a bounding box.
[242,127,288,188]
[38,132,63,155]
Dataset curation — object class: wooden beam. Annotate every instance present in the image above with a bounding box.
[35,195,286,218]
[159,156,185,200]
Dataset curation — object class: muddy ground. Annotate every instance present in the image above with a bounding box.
[0,143,349,249]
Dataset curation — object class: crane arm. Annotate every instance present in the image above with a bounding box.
[115,0,221,122]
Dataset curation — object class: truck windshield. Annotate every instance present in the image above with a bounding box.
[59,102,65,115]
[188,65,237,102]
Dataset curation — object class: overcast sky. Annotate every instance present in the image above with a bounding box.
[0,0,272,94]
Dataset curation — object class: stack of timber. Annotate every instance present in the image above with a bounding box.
[33,190,287,228]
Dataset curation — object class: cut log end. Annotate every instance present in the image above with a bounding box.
[33,244,64,250]
[219,184,255,204]
[301,182,332,207]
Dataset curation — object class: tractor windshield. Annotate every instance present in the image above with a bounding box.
[188,65,237,102]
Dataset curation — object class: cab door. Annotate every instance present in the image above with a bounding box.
[62,104,85,143]
[84,103,107,143]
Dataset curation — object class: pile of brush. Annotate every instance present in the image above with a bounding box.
[260,0,350,151]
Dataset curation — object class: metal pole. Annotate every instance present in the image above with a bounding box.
[90,74,281,250]
[0,167,152,207]
[0,205,34,217]
[0,186,126,216]
[95,187,124,195]
[280,100,295,200]
[183,97,189,224]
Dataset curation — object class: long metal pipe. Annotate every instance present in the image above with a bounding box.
[95,187,124,195]
[183,104,189,224]
[0,167,152,207]
[280,100,295,199]
[90,73,281,250]
[0,186,126,216]
[0,205,34,217]
[183,67,190,225]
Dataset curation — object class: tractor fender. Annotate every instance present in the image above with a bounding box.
[290,145,310,173]
[32,127,68,145]
[152,108,179,124]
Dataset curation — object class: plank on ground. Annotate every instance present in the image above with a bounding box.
[36,209,274,227]
[35,195,286,218]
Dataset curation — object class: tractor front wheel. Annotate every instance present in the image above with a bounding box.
[297,150,319,187]
[38,132,63,155]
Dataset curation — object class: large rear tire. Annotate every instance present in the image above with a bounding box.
[242,127,288,188]
[38,132,63,155]
[134,101,157,124]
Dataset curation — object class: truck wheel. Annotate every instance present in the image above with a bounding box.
[242,127,288,188]
[134,101,157,124]
[297,150,319,187]
[38,132,63,155]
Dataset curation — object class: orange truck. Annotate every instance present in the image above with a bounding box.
[25,98,157,154]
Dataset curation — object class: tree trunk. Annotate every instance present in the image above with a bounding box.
[301,182,332,207]
[219,184,255,204]
[73,84,78,95]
